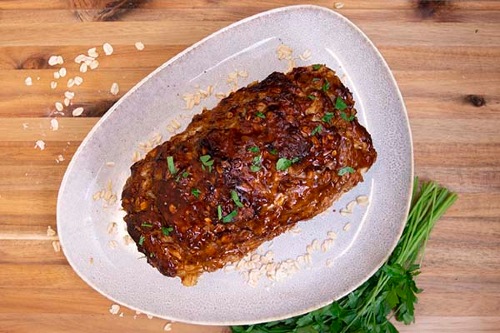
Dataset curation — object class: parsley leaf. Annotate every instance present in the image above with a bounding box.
[250,155,262,172]
[167,156,177,175]
[191,188,201,198]
[338,166,355,176]
[322,112,334,123]
[255,112,266,119]
[231,190,244,208]
[335,96,348,111]
[311,125,323,136]
[307,94,316,100]
[248,146,260,153]
[276,157,300,171]
[200,154,214,172]
[341,111,355,122]
[312,64,322,71]
[141,223,152,228]
[222,209,238,223]
[217,205,222,220]
[161,226,173,236]
[138,235,145,246]
[322,81,330,92]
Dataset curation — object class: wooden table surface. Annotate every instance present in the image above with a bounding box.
[1,1,499,332]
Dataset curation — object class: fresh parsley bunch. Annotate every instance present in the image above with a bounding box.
[232,178,457,333]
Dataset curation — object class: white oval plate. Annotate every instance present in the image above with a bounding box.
[57,5,413,325]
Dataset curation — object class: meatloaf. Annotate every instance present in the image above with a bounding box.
[121,65,377,286]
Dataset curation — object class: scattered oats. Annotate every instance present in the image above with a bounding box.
[326,259,334,267]
[64,98,70,107]
[289,226,302,235]
[135,41,145,51]
[110,82,119,95]
[108,240,118,249]
[171,119,181,129]
[58,67,67,78]
[146,314,153,320]
[50,118,59,131]
[79,62,88,73]
[64,91,75,100]
[67,78,75,88]
[277,44,293,60]
[311,239,320,251]
[57,154,64,162]
[34,140,46,150]
[306,244,314,255]
[340,208,351,216]
[55,102,63,112]
[52,240,61,252]
[47,226,57,237]
[48,55,59,66]
[346,200,357,212]
[56,56,64,65]
[132,151,141,162]
[119,312,124,318]
[163,323,172,331]
[123,234,134,245]
[74,54,86,63]
[334,2,345,9]
[287,58,296,73]
[109,304,120,315]
[106,161,115,167]
[321,239,335,252]
[343,222,351,231]
[356,195,370,206]
[327,231,337,239]
[207,85,214,95]
[215,92,226,99]
[89,60,99,70]
[50,81,57,89]
[22,123,29,129]
[238,70,249,78]
[93,191,102,201]
[299,49,312,61]
[88,47,99,58]
[72,107,84,117]
[107,222,118,235]
[24,76,33,86]
[74,76,83,86]
[103,42,114,55]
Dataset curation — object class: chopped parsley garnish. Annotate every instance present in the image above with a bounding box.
[268,148,278,155]
[322,81,330,92]
[138,235,145,246]
[217,205,223,220]
[167,156,177,175]
[222,209,238,223]
[231,190,244,208]
[248,146,260,153]
[191,188,201,198]
[200,154,214,172]
[250,155,262,172]
[141,223,152,228]
[322,112,334,123]
[335,96,348,111]
[340,111,355,122]
[276,157,300,171]
[311,125,323,136]
[312,78,321,82]
[161,226,173,236]
[338,166,356,176]
[307,94,316,100]
[255,111,266,119]
[182,171,189,178]
[312,64,322,71]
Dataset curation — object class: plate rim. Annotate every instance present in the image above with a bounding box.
[57,4,414,325]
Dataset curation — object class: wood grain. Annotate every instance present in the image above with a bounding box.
[0,1,499,332]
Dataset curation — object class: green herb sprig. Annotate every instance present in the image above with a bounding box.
[231,178,457,333]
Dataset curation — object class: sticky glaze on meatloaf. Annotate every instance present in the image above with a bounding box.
[121,65,377,286]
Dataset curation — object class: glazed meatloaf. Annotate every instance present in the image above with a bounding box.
[121,65,377,286]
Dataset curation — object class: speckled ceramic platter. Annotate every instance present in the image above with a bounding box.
[57,5,413,325]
